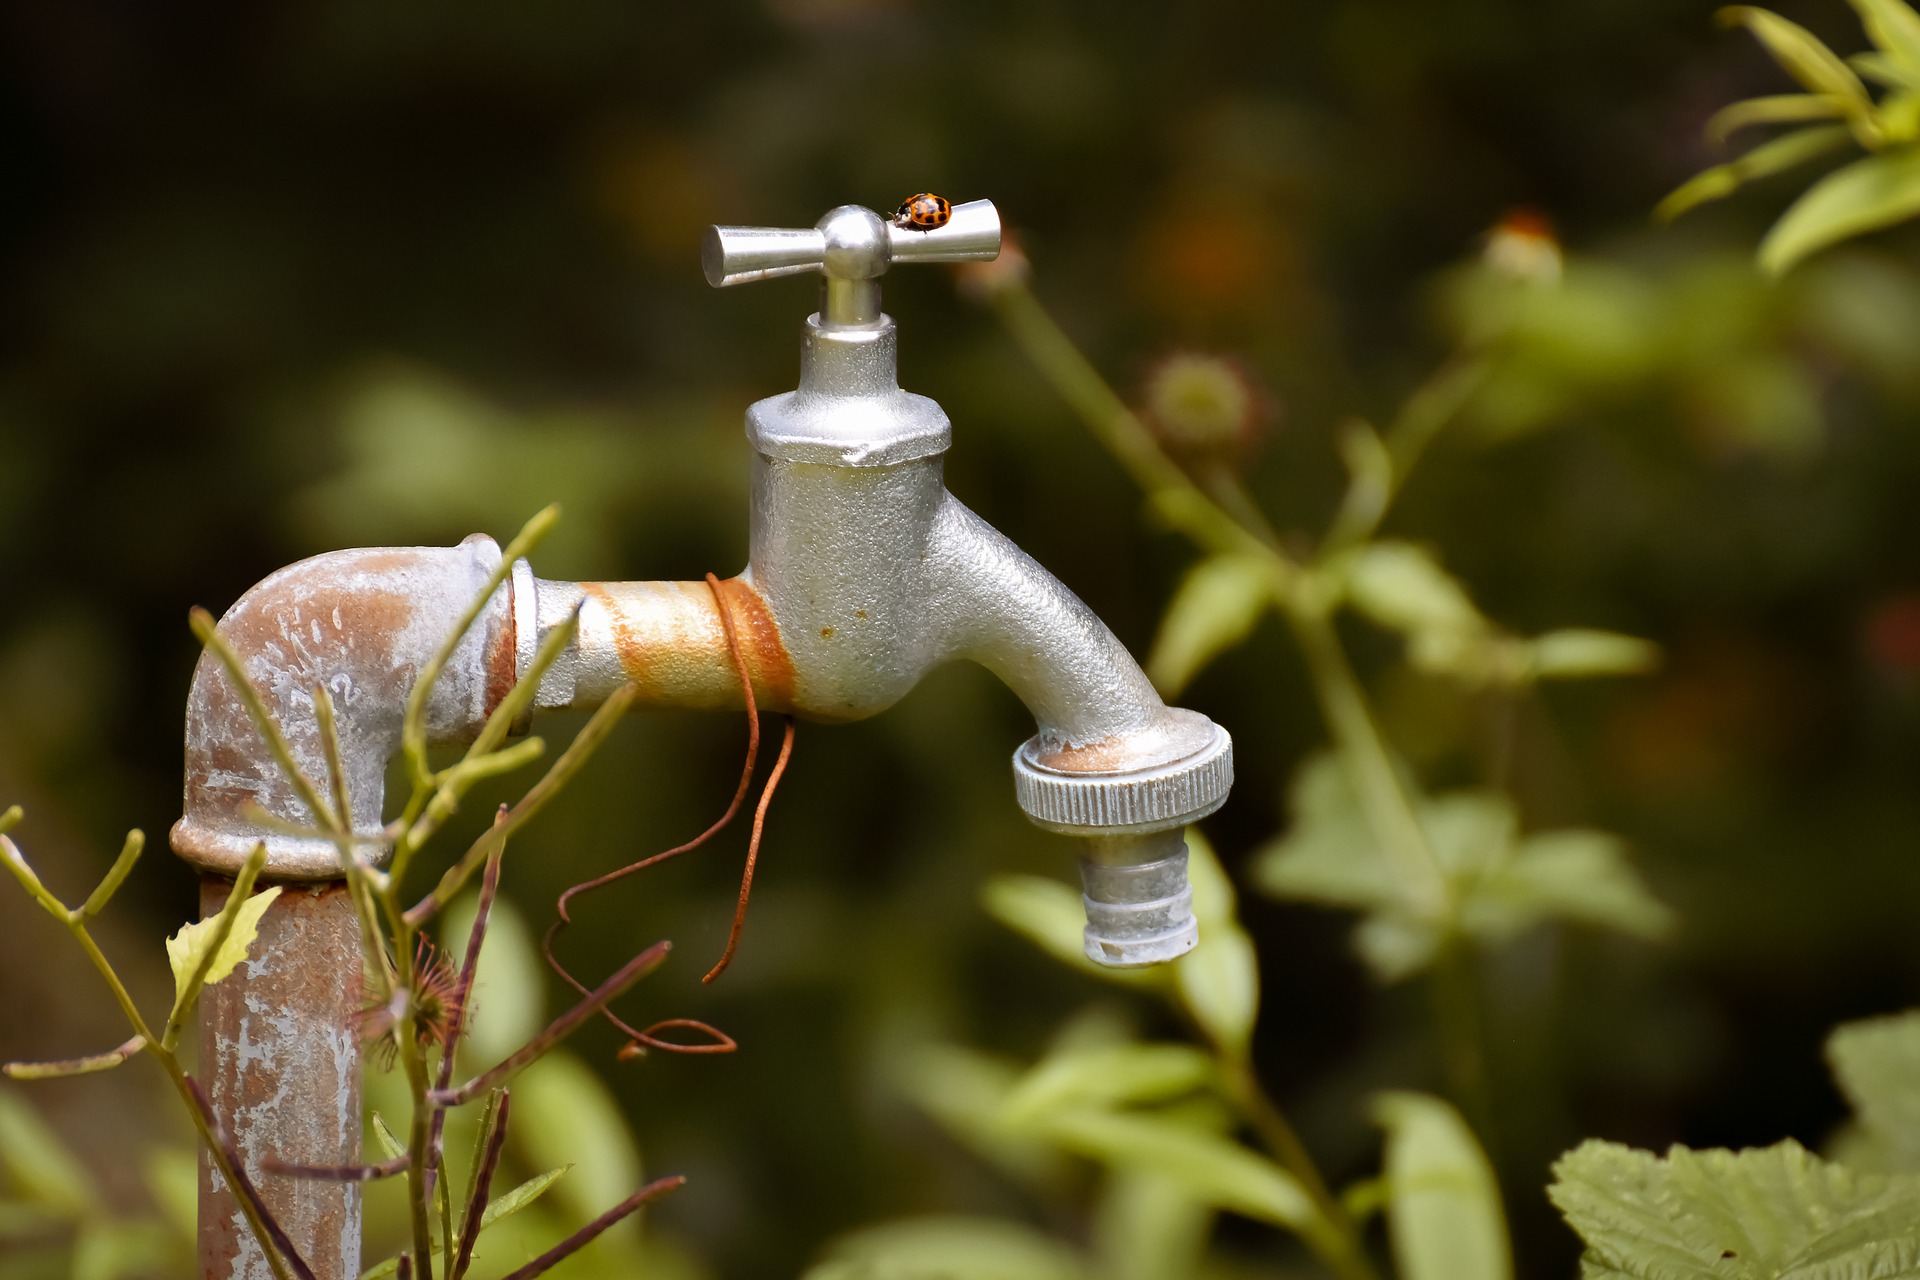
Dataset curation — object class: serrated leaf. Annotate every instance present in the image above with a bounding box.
[1550,1137,1920,1279]
[359,1167,569,1279]
[1176,833,1260,1056]
[1001,1044,1213,1127]
[982,875,1161,989]
[1762,147,1920,273]
[1828,1011,1920,1173]
[166,886,282,1001]
[1146,555,1274,697]
[1723,7,1878,125]
[1529,630,1661,680]
[1375,1093,1511,1280]
[1657,126,1854,223]
[802,1215,1089,1280]
[1042,1107,1314,1230]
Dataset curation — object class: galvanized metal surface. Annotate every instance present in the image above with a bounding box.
[172,536,518,879]
[198,877,361,1280]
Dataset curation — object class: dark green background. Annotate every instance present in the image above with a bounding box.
[5,0,1920,1275]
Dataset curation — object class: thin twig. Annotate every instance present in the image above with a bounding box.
[616,1019,737,1061]
[3,1035,145,1080]
[450,1091,511,1280]
[495,1176,686,1280]
[189,607,336,830]
[264,1155,411,1182]
[76,831,145,921]
[426,814,507,1200]
[704,717,796,984]
[406,684,638,928]
[432,941,673,1107]
[184,1075,319,1280]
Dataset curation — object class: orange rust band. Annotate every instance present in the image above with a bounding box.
[577,577,796,712]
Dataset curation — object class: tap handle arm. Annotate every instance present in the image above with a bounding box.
[703,199,1000,288]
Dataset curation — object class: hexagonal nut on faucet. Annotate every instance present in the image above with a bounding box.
[1013,708,1233,967]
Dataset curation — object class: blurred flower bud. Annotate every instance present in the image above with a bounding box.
[955,230,1031,302]
[1140,352,1270,462]
[1866,593,1920,678]
[1483,208,1563,286]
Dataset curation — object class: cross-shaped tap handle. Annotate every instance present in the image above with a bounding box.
[703,199,1000,326]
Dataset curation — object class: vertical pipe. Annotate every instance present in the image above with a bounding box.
[198,879,362,1280]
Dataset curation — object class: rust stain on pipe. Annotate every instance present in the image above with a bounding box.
[579,577,796,712]
[198,878,362,1280]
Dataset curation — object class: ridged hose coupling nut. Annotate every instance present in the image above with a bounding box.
[1012,708,1233,966]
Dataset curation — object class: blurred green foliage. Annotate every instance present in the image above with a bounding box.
[10,0,1920,1276]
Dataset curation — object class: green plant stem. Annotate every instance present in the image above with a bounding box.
[1217,1051,1381,1280]
[1431,941,1493,1142]
[1282,605,1451,916]
[59,909,297,1280]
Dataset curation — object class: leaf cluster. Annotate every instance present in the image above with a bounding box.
[1662,1,1920,273]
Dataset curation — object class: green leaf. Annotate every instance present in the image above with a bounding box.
[143,1148,198,1242]
[1175,832,1260,1056]
[894,1043,1066,1185]
[511,1053,639,1233]
[1550,1137,1920,1279]
[165,885,281,1003]
[1374,1092,1511,1280]
[1721,8,1878,127]
[1254,757,1671,982]
[802,1215,1089,1280]
[1854,50,1920,89]
[1146,555,1273,698]
[0,1087,96,1216]
[1852,0,1920,73]
[1001,1044,1213,1127]
[1762,147,1920,273]
[1827,1010,1920,1173]
[981,875,1161,989]
[1463,831,1675,943]
[359,1167,569,1279]
[73,1220,179,1280]
[1346,541,1486,643]
[1091,1168,1214,1280]
[1528,630,1660,680]
[1657,126,1854,223]
[1708,94,1849,142]
[369,1113,405,1162]
[1041,1107,1314,1230]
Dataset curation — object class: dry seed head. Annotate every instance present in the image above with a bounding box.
[1141,352,1267,460]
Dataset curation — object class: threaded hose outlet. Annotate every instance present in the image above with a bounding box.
[1011,710,1232,968]
[1081,830,1199,966]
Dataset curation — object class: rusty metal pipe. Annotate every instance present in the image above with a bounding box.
[173,536,521,1279]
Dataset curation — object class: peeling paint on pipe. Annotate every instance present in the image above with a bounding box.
[197,878,361,1280]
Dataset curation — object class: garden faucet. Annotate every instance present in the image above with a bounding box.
[169,196,1231,1276]
[176,197,1233,971]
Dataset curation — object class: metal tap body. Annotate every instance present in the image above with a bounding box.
[167,199,1231,1278]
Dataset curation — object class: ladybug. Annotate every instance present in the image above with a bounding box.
[894,192,952,232]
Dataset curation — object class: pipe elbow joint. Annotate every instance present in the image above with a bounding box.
[171,535,523,880]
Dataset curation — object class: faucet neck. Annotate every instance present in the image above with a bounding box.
[799,311,898,398]
[744,313,952,467]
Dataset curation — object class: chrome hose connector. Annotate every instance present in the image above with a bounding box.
[1011,710,1232,967]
